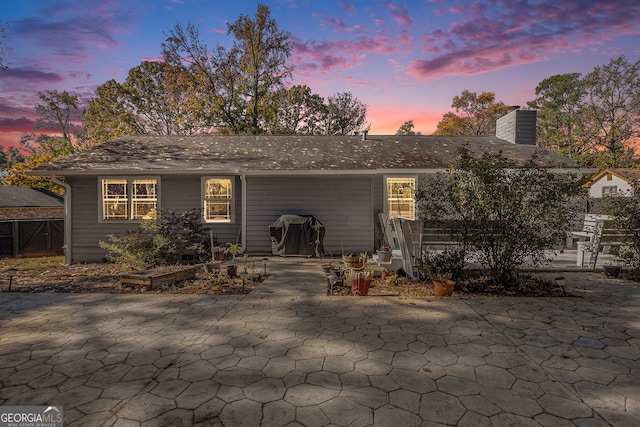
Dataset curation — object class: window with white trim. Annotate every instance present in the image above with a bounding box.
[386,177,416,220]
[602,186,618,198]
[203,178,233,223]
[101,178,158,221]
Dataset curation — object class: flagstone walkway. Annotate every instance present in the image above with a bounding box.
[1,258,638,426]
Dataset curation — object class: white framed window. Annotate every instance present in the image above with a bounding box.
[203,177,234,223]
[602,186,618,198]
[100,177,158,221]
[386,177,416,220]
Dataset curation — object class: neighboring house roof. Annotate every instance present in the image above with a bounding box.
[28,134,584,176]
[0,186,63,208]
[584,168,640,187]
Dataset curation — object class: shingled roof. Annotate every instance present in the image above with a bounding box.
[0,187,63,208]
[28,134,582,175]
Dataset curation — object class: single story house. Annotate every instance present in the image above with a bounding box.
[0,186,65,257]
[27,111,588,264]
[584,168,640,198]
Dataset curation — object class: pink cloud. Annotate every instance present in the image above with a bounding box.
[0,132,26,151]
[0,117,35,133]
[292,28,412,76]
[2,68,65,84]
[385,2,414,27]
[409,0,640,81]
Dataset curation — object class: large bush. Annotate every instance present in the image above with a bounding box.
[604,183,640,271]
[100,208,211,269]
[416,147,581,288]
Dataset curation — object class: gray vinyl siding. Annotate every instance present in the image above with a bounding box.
[67,173,392,262]
[68,176,137,263]
[67,175,240,263]
[245,175,374,255]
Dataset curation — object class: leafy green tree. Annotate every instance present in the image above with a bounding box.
[583,56,640,167]
[18,90,81,156]
[4,90,81,191]
[0,145,24,170]
[2,151,65,193]
[604,183,640,272]
[416,147,580,288]
[84,79,139,146]
[396,120,416,135]
[162,4,293,134]
[529,56,640,168]
[85,61,209,145]
[264,85,325,134]
[323,92,368,135]
[527,73,588,156]
[228,3,293,133]
[434,90,509,136]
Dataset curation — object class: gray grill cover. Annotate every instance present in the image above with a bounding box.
[269,215,325,257]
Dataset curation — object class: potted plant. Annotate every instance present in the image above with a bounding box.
[224,243,244,277]
[212,246,225,261]
[343,252,366,269]
[348,269,373,296]
[376,244,392,263]
[418,249,463,297]
[432,274,455,297]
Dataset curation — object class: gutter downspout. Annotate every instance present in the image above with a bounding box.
[51,176,71,266]
[240,174,247,250]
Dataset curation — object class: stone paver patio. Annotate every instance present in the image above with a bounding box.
[1,258,639,426]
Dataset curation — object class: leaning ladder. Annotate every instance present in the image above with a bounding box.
[587,220,604,269]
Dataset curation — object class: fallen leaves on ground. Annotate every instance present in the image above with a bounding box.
[1,258,261,294]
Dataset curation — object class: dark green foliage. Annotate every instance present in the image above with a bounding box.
[100,209,210,270]
[418,247,466,281]
[416,147,581,289]
[604,184,640,270]
[528,56,640,168]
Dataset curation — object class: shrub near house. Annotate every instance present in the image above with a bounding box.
[416,147,582,289]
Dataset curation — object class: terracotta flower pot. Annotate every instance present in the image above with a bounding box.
[433,278,455,297]
[351,278,372,296]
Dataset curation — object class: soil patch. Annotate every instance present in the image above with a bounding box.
[0,258,261,294]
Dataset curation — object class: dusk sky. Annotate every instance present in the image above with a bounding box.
[1,0,639,151]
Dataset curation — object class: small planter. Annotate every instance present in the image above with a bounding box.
[603,265,622,278]
[351,278,372,296]
[381,270,390,280]
[350,270,373,296]
[213,247,225,261]
[121,266,196,291]
[227,265,238,278]
[343,255,364,269]
[376,250,392,263]
[433,278,455,297]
